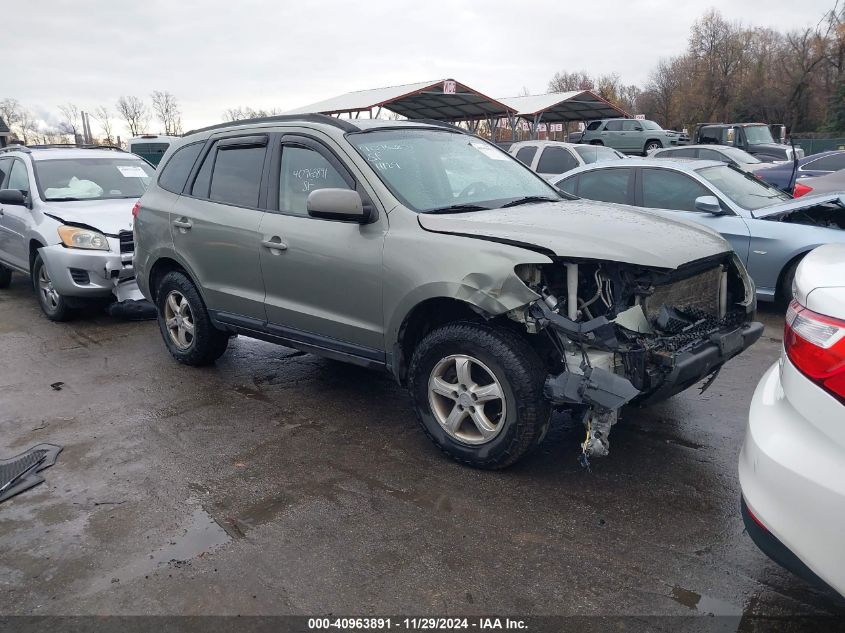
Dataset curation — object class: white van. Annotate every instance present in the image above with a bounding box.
[127,135,180,167]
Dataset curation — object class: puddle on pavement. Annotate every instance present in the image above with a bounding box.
[149,506,231,566]
[671,585,743,616]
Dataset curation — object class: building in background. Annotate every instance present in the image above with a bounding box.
[0,118,9,147]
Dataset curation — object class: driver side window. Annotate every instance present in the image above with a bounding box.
[8,160,30,193]
[279,145,351,217]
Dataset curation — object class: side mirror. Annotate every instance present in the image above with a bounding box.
[695,195,725,215]
[634,126,643,132]
[307,188,369,223]
[0,189,26,206]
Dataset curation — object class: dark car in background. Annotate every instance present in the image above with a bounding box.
[755,150,845,192]
[694,123,803,162]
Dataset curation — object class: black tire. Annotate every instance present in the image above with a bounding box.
[155,271,229,366]
[408,322,550,469]
[779,257,803,306]
[0,264,11,289]
[31,253,74,321]
[644,140,663,155]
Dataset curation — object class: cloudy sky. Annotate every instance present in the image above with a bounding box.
[5,0,837,136]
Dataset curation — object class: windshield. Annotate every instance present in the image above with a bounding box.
[697,164,790,210]
[347,129,561,212]
[35,158,154,201]
[743,126,775,145]
[719,147,761,164]
[641,120,662,131]
[574,145,624,164]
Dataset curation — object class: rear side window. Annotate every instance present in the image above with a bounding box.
[158,142,203,194]
[604,120,623,132]
[577,168,631,204]
[805,153,845,172]
[666,147,698,158]
[586,121,602,131]
[698,148,728,162]
[622,120,640,131]
[698,127,722,144]
[536,147,579,174]
[209,145,267,208]
[641,168,710,212]
[279,146,351,216]
[514,146,538,166]
[191,144,215,198]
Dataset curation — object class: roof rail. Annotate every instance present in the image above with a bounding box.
[184,113,360,137]
[23,143,127,152]
[0,144,31,154]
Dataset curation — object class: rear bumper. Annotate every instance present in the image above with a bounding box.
[38,243,138,299]
[637,320,764,405]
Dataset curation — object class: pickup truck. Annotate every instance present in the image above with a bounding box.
[694,123,803,162]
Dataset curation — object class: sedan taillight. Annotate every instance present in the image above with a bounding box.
[793,182,813,198]
[785,299,845,401]
[132,200,141,219]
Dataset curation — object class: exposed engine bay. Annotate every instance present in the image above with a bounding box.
[511,253,761,464]
[763,202,845,230]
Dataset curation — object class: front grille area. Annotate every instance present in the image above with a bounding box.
[643,267,722,320]
[119,231,134,254]
[69,268,90,285]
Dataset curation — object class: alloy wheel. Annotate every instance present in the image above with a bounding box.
[427,354,507,445]
[164,290,196,350]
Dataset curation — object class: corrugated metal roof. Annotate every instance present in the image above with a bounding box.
[285,79,516,121]
[498,90,630,121]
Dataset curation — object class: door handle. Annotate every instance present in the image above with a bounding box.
[172,218,193,230]
[262,236,288,252]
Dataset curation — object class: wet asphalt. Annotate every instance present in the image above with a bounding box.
[1,272,844,622]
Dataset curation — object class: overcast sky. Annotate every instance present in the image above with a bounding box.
[5,0,837,136]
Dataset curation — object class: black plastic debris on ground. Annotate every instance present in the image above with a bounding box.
[108,299,157,321]
[0,444,62,503]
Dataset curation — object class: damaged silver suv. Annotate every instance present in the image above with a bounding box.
[134,115,762,469]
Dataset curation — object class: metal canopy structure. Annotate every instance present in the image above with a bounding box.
[498,90,631,139]
[286,79,516,123]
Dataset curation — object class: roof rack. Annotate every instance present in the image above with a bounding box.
[0,144,31,154]
[184,113,359,137]
[22,143,127,152]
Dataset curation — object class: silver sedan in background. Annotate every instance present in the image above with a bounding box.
[553,159,845,303]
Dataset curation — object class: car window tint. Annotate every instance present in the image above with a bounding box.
[604,120,623,132]
[556,175,578,195]
[805,153,845,172]
[514,146,537,166]
[586,121,602,131]
[622,120,639,131]
[7,159,29,192]
[664,147,698,158]
[279,146,351,216]
[536,147,579,174]
[698,148,727,162]
[0,158,13,187]
[208,145,266,208]
[577,168,631,204]
[158,142,203,194]
[191,143,217,197]
[574,145,624,164]
[642,168,711,212]
[698,127,721,144]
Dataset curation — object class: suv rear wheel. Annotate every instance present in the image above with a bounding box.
[155,271,229,365]
[408,322,550,469]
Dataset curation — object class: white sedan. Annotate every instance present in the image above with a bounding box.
[739,243,845,596]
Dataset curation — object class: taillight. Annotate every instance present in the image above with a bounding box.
[793,182,813,198]
[131,200,141,219]
[784,299,845,401]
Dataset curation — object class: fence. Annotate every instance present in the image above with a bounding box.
[792,137,845,155]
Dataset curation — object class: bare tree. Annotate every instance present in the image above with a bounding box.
[16,109,40,144]
[94,106,115,144]
[58,103,82,142]
[547,71,594,93]
[151,91,182,135]
[222,106,281,122]
[116,96,150,137]
[0,98,22,132]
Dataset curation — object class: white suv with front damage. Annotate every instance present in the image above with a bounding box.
[0,145,154,320]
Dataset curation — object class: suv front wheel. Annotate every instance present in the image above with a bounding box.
[155,271,229,365]
[644,140,663,154]
[408,322,550,469]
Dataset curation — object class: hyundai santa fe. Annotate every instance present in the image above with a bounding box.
[133,114,762,469]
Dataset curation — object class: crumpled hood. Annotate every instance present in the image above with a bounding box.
[751,193,845,219]
[43,198,137,235]
[417,199,731,270]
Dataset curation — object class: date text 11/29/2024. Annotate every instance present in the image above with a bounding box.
[308,618,528,630]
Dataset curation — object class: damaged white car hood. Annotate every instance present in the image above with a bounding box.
[418,199,731,269]
[750,193,845,219]
[43,199,136,236]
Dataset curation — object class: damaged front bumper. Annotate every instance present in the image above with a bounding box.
[38,243,143,301]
